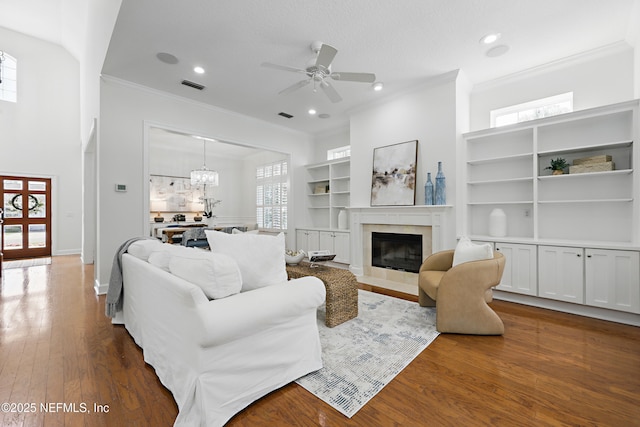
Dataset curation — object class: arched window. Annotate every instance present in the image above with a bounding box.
[0,51,17,103]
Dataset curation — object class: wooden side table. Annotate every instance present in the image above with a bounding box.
[286,262,358,327]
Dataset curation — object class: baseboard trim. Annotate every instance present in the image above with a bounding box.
[94,279,108,295]
[493,290,640,327]
[53,248,82,256]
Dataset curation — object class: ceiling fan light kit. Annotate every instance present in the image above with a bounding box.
[262,41,376,103]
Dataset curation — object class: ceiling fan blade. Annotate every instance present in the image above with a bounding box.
[261,62,307,74]
[315,44,338,69]
[330,72,376,83]
[278,79,311,95]
[320,80,342,103]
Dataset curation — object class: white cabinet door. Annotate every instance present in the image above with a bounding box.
[333,231,350,264]
[296,229,320,253]
[585,249,640,314]
[319,231,334,252]
[295,230,308,253]
[538,246,584,304]
[318,231,350,263]
[495,243,537,296]
[307,230,320,252]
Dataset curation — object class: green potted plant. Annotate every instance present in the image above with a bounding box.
[545,157,568,175]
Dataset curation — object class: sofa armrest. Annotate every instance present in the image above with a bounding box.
[419,249,455,273]
[195,276,326,347]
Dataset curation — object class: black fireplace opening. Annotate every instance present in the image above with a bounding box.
[371,232,422,273]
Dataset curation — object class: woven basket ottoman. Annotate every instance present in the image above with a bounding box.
[286,262,358,327]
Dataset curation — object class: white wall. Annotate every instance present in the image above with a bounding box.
[78,0,122,145]
[312,127,350,163]
[97,77,314,285]
[78,0,121,266]
[0,27,82,255]
[629,0,640,98]
[349,71,460,248]
[470,44,635,131]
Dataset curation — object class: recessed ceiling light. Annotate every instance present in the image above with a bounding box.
[318,113,331,119]
[308,108,317,115]
[486,45,510,58]
[480,33,501,45]
[372,82,384,91]
[194,66,205,74]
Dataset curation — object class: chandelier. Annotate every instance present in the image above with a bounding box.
[191,139,219,186]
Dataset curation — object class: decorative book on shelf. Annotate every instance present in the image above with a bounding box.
[569,155,614,174]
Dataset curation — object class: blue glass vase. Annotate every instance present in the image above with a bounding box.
[435,161,446,205]
[424,172,434,205]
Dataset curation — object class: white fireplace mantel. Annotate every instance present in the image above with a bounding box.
[348,205,454,277]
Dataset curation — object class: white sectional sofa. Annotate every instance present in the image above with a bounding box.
[117,239,325,426]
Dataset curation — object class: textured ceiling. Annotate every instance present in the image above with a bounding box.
[1,0,637,136]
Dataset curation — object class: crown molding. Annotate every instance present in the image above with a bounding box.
[345,69,460,117]
[472,41,633,93]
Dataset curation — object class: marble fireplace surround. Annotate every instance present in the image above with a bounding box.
[349,206,452,295]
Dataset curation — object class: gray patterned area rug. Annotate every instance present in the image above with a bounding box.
[296,289,439,418]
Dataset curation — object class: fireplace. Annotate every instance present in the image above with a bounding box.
[372,232,422,273]
[349,205,453,295]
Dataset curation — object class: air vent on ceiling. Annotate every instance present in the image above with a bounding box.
[278,112,294,119]
[181,80,205,90]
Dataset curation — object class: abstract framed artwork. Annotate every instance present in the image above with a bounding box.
[370,140,418,206]
[149,175,202,212]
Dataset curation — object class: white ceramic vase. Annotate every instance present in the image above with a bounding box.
[489,208,507,237]
[338,209,348,230]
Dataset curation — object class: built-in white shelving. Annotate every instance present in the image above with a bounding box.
[303,158,351,230]
[297,158,351,263]
[463,99,640,323]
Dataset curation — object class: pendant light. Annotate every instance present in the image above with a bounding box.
[190,139,219,186]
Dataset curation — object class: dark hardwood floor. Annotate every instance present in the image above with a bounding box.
[1,256,638,426]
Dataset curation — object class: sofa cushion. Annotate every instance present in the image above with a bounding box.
[147,244,197,271]
[127,239,164,261]
[205,230,286,291]
[169,251,242,299]
[148,250,172,272]
[231,228,259,235]
[452,236,493,267]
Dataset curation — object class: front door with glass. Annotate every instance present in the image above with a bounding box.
[1,176,52,260]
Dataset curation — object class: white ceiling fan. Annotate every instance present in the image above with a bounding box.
[261,41,376,103]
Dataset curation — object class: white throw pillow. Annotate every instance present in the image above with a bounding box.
[169,252,242,299]
[231,228,259,235]
[205,230,286,291]
[147,244,196,271]
[452,236,493,267]
[127,239,164,261]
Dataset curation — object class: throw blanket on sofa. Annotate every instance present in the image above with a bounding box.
[105,237,152,318]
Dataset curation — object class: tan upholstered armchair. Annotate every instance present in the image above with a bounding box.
[418,250,506,335]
